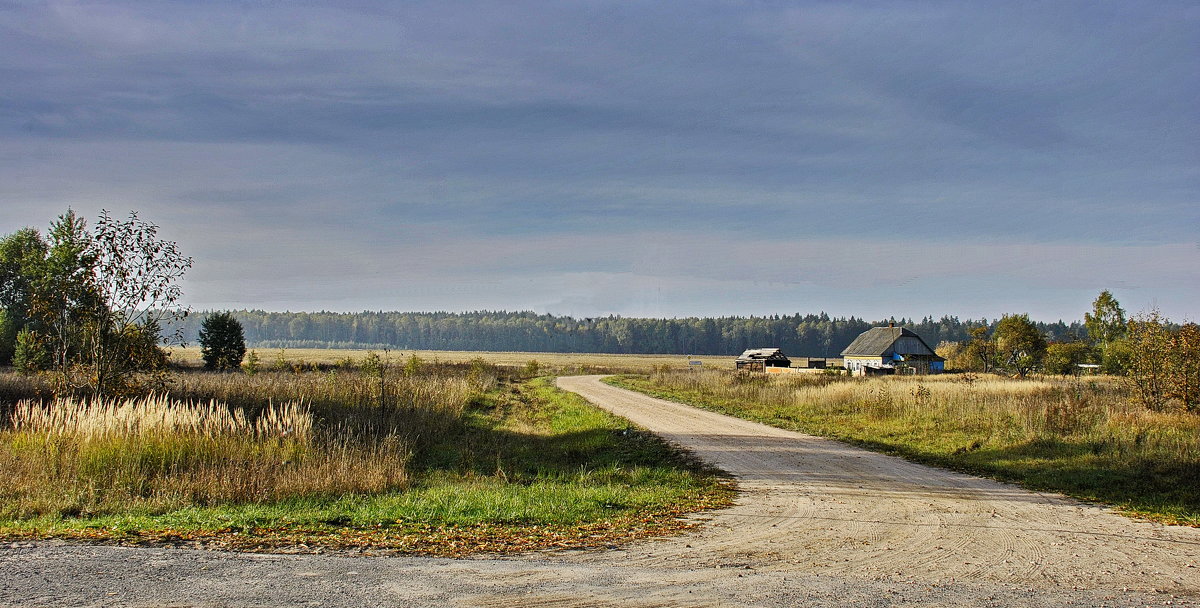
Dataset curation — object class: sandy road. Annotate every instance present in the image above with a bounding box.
[3,375,1198,607]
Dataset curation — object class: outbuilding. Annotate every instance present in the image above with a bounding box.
[841,324,944,376]
[735,348,791,372]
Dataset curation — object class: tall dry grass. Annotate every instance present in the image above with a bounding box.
[0,395,408,518]
[648,369,1200,462]
[0,362,504,519]
[624,369,1200,522]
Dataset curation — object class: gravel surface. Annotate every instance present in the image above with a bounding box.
[3,375,1197,607]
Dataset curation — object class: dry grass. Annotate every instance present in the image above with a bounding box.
[167,346,732,374]
[0,362,731,551]
[0,395,409,518]
[618,370,1200,523]
[0,361,501,520]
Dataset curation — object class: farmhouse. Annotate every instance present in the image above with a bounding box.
[735,348,791,372]
[841,324,944,376]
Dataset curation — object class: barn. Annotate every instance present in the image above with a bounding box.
[841,324,944,376]
[735,348,791,372]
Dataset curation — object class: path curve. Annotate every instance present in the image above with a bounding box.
[553,376,1199,592]
[2,375,1197,607]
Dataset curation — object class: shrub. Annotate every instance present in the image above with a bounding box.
[522,359,541,378]
[241,349,260,375]
[1043,341,1096,376]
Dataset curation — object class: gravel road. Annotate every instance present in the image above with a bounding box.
[3,375,1197,607]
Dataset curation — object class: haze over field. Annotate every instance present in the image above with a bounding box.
[2,2,1197,322]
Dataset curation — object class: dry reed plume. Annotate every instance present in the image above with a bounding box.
[0,362,505,519]
[0,393,412,519]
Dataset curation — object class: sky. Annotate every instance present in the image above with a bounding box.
[1,1,1197,323]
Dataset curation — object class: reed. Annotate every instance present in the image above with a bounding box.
[0,394,409,519]
[0,362,499,520]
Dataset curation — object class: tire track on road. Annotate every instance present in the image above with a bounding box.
[556,375,1200,594]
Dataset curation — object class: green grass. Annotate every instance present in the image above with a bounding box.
[0,375,731,553]
[609,372,1199,526]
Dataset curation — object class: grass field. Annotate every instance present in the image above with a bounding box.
[5,344,1195,553]
[0,363,731,553]
[612,369,1200,525]
[166,346,734,374]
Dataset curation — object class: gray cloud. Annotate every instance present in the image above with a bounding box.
[1,1,1197,321]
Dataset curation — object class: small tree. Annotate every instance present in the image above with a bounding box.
[360,350,389,409]
[993,314,1046,378]
[404,354,424,377]
[1101,337,1134,375]
[962,325,998,373]
[29,211,97,385]
[1085,290,1126,348]
[242,349,260,375]
[1125,311,1172,411]
[934,340,966,371]
[83,210,191,396]
[199,312,247,371]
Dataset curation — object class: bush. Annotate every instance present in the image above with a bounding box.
[1043,342,1095,376]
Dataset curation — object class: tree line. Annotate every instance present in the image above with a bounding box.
[166,309,1085,358]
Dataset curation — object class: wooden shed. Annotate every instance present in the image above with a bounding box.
[841,324,944,376]
[736,348,791,372]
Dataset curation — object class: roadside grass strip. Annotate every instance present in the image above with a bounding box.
[609,371,1199,526]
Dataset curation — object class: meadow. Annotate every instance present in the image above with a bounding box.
[612,369,1200,525]
[167,345,731,374]
[0,354,730,553]
[3,344,1195,554]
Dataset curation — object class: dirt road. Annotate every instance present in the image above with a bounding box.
[3,375,1198,607]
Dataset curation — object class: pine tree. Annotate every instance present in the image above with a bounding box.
[199,312,246,370]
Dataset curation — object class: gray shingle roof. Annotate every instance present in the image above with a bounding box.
[840,327,939,358]
[737,348,789,361]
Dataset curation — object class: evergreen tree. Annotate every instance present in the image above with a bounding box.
[12,327,48,374]
[199,312,246,370]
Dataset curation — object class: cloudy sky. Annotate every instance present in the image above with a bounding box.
[2,1,1197,322]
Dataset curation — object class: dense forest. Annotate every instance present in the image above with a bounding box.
[171,310,1086,357]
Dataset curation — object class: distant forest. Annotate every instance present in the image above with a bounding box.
[172,311,1087,357]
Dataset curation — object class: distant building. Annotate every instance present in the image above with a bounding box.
[735,348,791,372]
[841,324,944,376]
